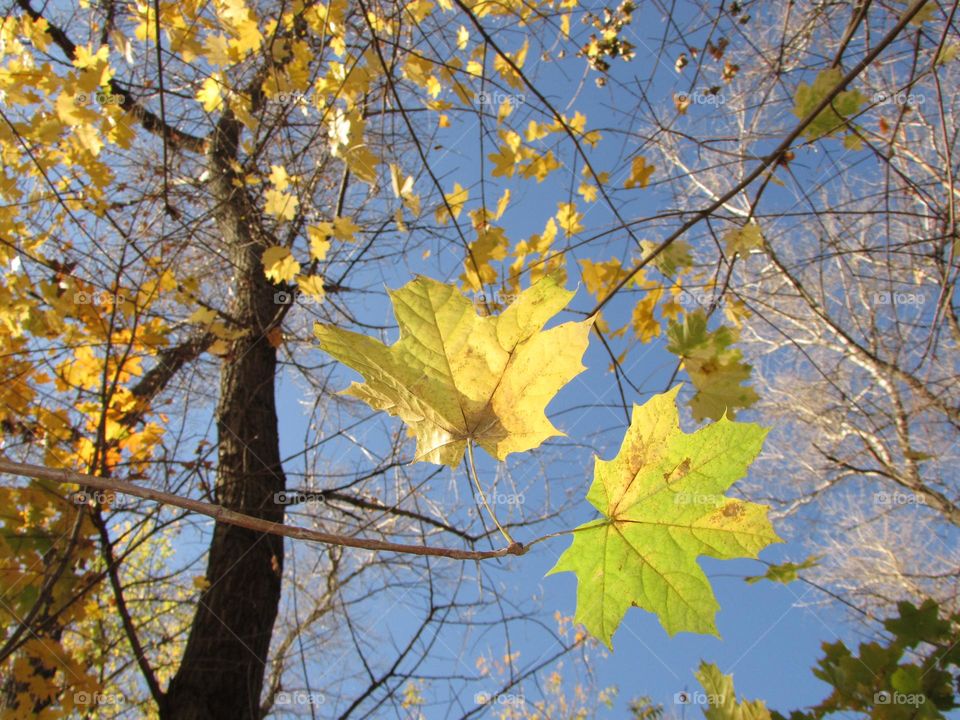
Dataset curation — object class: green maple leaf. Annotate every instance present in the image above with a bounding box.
[793,68,867,141]
[314,274,592,467]
[640,239,693,277]
[745,555,822,585]
[667,311,759,421]
[548,385,779,647]
[723,222,765,257]
[697,662,773,720]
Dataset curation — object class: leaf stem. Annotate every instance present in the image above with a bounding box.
[466,440,514,546]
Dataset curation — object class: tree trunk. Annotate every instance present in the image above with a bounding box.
[162,114,286,720]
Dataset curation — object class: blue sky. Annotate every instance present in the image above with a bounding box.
[260,7,870,714]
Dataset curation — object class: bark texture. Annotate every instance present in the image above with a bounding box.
[162,114,286,720]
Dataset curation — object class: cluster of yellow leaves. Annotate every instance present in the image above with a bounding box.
[487,112,597,182]
[555,202,584,237]
[509,216,562,287]
[0,251,180,713]
[578,166,610,203]
[264,165,299,221]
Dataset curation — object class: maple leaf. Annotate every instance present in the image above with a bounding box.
[723,222,765,257]
[696,663,773,720]
[548,385,779,647]
[297,275,326,303]
[625,155,655,189]
[556,202,584,237]
[262,246,300,283]
[264,188,299,221]
[197,76,224,112]
[667,311,759,421]
[436,183,469,225]
[793,68,866,140]
[314,275,593,466]
[639,240,693,277]
[332,216,360,241]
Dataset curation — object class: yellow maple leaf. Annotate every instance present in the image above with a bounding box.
[197,76,223,113]
[579,258,633,299]
[498,97,513,123]
[203,33,232,65]
[188,307,218,325]
[494,188,510,220]
[264,188,298,221]
[268,165,290,191]
[578,181,598,203]
[332,216,360,241]
[489,144,518,178]
[556,202,584,237]
[462,224,508,291]
[262,246,300,283]
[436,183,469,225]
[192,576,211,591]
[315,275,593,466]
[297,274,326,303]
[625,155,655,189]
[631,289,663,342]
[307,226,331,261]
[521,150,561,182]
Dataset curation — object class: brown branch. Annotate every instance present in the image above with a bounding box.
[0,459,528,561]
[88,511,166,704]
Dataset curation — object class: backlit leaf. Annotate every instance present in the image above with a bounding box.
[315,275,592,466]
[262,246,300,283]
[548,385,778,646]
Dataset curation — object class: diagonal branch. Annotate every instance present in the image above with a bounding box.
[0,459,528,561]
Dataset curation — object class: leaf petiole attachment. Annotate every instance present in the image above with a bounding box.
[466,440,514,546]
